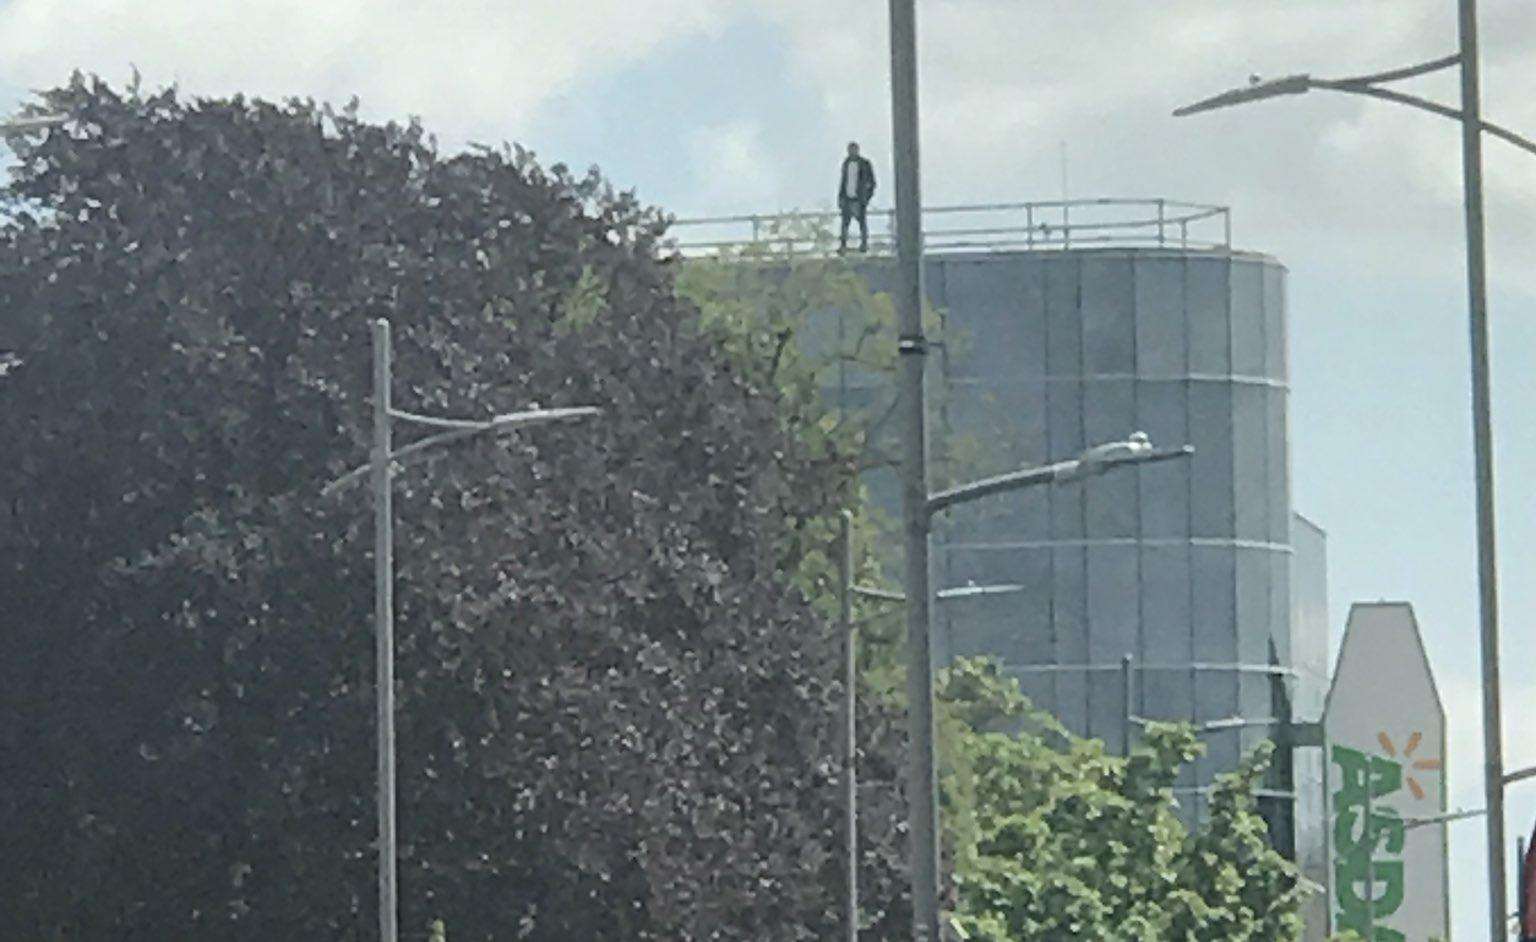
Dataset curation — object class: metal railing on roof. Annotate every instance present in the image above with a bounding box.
[667,197,1232,257]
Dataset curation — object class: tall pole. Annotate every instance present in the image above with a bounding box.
[1120,654,1134,757]
[839,512,859,942]
[372,319,399,942]
[887,2,941,938]
[1457,3,1507,939]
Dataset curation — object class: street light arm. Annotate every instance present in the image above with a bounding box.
[1402,807,1486,830]
[390,405,601,432]
[1171,74,1313,117]
[925,443,1192,516]
[1318,81,1536,158]
[1504,764,1536,787]
[0,113,67,134]
[925,463,1060,516]
[1331,52,1461,87]
[322,406,601,496]
[1173,64,1536,160]
[851,584,907,603]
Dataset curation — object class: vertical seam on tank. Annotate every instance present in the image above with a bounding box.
[1183,252,1198,814]
[1077,254,1091,738]
[1132,255,1145,723]
[1040,258,1057,717]
[1045,256,1061,717]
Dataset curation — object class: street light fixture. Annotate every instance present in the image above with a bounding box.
[1173,5,1532,935]
[846,431,1190,935]
[323,319,599,942]
[1404,807,1489,832]
[0,113,67,135]
[1172,65,1536,159]
[835,513,1026,942]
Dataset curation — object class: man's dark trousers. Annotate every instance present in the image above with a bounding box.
[839,196,868,252]
[837,154,875,251]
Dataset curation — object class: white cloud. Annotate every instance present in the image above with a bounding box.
[687,119,779,214]
[0,0,737,143]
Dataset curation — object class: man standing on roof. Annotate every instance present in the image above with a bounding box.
[837,141,876,253]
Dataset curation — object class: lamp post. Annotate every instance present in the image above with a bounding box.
[323,319,598,942]
[836,511,1024,942]
[884,1,943,931]
[1173,5,1535,935]
[892,4,1187,897]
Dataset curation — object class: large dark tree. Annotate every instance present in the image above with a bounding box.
[0,76,889,939]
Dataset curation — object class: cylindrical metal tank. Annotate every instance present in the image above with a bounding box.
[673,198,1316,865]
[923,245,1294,831]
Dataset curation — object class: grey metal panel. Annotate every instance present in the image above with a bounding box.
[938,546,1014,662]
[947,550,1049,672]
[1080,256,1136,375]
[1046,381,1085,540]
[1140,543,1197,790]
[944,594,1025,664]
[940,384,1044,542]
[944,259,1042,382]
[1267,386,1291,545]
[1052,544,1089,735]
[1289,513,1330,719]
[1199,727,1240,793]
[936,260,988,382]
[1043,255,1082,378]
[1192,541,1239,776]
[1263,262,1287,382]
[1269,549,1293,671]
[1010,380,1050,471]
[1083,379,1138,538]
[1190,544,1238,664]
[961,256,1047,380]
[1134,255,1187,376]
[1086,544,1139,741]
[1236,546,1275,746]
[1135,380,1191,539]
[1231,384,1270,543]
[1013,257,1050,380]
[1084,673,1125,749]
[1185,256,1231,375]
[1015,672,1056,717]
[1229,260,1266,377]
[1139,545,1193,667]
[1008,543,1056,715]
[1187,382,1236,538]
[921,256,946,310]
[1010,545,1055,666]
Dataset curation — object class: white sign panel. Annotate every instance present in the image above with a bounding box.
[1323,602,1449,942]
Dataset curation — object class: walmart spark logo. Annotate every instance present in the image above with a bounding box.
[1375,730,1442,801]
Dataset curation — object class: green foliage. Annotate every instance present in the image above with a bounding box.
[937,661,1309,942]
[675,221,920,934]
[0,76,859,939]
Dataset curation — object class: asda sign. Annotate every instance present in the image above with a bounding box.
[1324,603,1449,941]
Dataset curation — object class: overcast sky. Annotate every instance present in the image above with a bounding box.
[3,1,1533,935]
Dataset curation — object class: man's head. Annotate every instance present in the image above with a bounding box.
[847,142,859,158]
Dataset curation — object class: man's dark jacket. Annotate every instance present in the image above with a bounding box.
[837,156,876,205]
